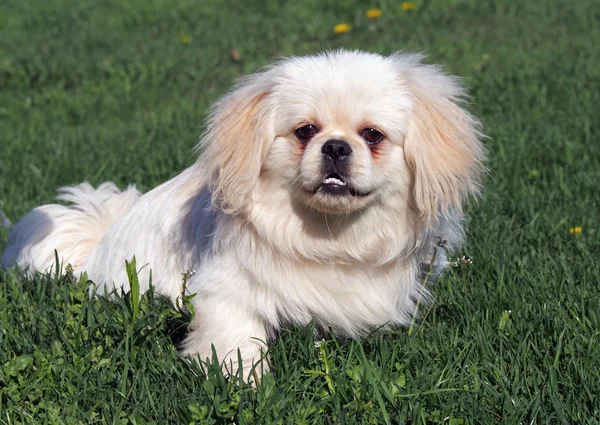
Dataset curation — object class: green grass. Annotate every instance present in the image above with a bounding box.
[1,0,599,423]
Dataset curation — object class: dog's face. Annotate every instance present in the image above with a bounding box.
[266,54,412,214]
[199,50,484,222]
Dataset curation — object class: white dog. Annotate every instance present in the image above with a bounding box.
[2,50,485,379]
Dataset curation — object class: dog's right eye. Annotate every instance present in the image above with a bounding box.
[295,125,318,142]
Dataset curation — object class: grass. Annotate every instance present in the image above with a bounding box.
[1,0,599,423]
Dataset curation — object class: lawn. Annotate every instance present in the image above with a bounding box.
[1,0,599,423]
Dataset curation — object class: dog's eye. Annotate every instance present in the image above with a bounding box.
[361,128,384,145]
[295,125,318,142]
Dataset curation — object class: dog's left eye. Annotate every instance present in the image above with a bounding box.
[361,128,384,145]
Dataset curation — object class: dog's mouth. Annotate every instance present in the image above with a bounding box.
[310,172,371,197]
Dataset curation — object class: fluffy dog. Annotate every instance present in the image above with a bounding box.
[2,50,485,379]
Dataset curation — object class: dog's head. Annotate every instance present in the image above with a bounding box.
[198,50,484,222]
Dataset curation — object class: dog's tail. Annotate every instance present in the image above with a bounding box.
[1,182,140,275]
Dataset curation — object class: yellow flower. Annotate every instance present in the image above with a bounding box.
[366,9,382,18]
[334,23,351,34]
[569,226,582,235]
[179,35,191,43]
[401,2,416,11]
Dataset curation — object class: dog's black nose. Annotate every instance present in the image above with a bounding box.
[321,139,352,162]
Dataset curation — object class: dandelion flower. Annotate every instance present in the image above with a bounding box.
[401,2,416,11]
[334,23,351,34]
[569,226,582,235]
[179,35,191,43]
[366,9,382,18]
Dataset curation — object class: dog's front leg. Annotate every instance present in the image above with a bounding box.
[181,287,269,382]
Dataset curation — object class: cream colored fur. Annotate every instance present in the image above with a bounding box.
[1,50,485,381]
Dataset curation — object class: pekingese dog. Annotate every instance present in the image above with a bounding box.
[2,50,485,380]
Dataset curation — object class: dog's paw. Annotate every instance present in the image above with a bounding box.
[181,327,269,384]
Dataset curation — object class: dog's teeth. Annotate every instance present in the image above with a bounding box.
[323,177,346,186]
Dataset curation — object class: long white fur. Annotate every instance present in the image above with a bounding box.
[1,50,485,380]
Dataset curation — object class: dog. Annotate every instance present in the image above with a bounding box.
[2,50,485,380]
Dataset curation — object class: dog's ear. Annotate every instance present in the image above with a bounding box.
[197,69,276,214]
[395,54,485,220]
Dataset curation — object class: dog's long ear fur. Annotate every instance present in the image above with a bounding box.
[395,53,485,221]
[197,69,276,215]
